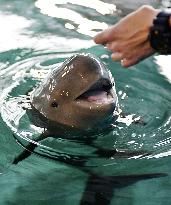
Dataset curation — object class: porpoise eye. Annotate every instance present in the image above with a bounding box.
[51,101,58,108]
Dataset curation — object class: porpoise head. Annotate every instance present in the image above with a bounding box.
[30,53,118,132]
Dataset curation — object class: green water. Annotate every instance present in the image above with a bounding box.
[0,0,171,204]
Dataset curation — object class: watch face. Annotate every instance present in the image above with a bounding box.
[149,11,171,54]
[150,28,171,54]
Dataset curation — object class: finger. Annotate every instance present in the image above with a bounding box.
[106,42,123,55]
[111,52,123,61]
[93,26,117,45]
[106,42,118,51]
[121,43,155,67]
[121,58,138,68]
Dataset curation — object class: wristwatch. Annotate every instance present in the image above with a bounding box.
[149,10,171,54]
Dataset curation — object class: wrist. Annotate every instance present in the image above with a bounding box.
[138,6,160,26]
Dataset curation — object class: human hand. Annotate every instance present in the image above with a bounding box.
[94,5,160,67]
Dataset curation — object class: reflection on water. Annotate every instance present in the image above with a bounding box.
[0,0,171,205]
[0,12,93,52]
[155,55,171,83]
[35,0,115,36]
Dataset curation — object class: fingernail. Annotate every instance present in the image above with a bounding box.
[121,60,129,68]
[106,43,110,49]
[111,53,122,61]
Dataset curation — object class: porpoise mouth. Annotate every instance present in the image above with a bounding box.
[76,78,114,104]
